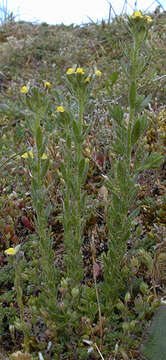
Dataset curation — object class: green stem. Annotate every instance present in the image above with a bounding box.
[63,96,85,286]
[78,96,84,133]
[14,261,29,353]
[127,36,138,170]
[76,97,84,247]
[37,152,41,188]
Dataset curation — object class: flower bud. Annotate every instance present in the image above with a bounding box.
[125,292,131,303]
[129,320,137,330]
[116,300,126,312]
[130,256,139,268]
[71,287,79,297]
[122,322,130,332]
[9,324,15,339]
[140,281,148,294]
[60,278,68,289]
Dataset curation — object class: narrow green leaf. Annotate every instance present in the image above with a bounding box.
[40,135,48,157]
[31,177,38,191]
[112,193,121,212]
[108,104,124,124]
[68,178,76,195]
[138,152,163,171]
[26,96,34,111]
[139,115,149,133]
[117,159,126,178]
[128,206,140,222]
[112,141,126,156]
[135,94,152,113]
[36,126,43,151]
[54,89,63,103]
[81,159,89,184]
[72,120,82,143]
[41,158,50,178]
[121,59,129,78]
[80,192,86,209]
[61,162,67,181]
[66,135,72,149]
[129,80,136,109]
[44,202,52,219]
[79,158,86,177]
[109,71,119,86]
[117,159,129,192]
[105,71,119,88]
[131,119,141,146]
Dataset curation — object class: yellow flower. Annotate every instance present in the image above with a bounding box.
[21,151,47,159]
[145,15,152,22]
[56,106,65,112]
[95,70,102,77]
[44,81,51,88]
[4,245,21,256]
[20,86,28,94]
[21,152,29,159]
[66,67,74,75]
[131,11,143,19]
[4,248,16,255]
[76,67,85,75]
[41,153,47,160]
[29,151,34,158]
[85,77,91,83]
[21,151,34,159]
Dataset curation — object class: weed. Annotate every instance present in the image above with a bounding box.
[0,9,165,360]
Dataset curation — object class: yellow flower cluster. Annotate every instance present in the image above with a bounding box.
[66,67,102,78]
[66,67,75,75]
[131,11,143,19]
[145,15,152,22]
[22,151,34,159]
[44,81,51,88]
[21,151,47,159]
[4,245,21,256]
[20,86,28,94]
[56,106,65,113]
[4,248,16,255]
[95,70,102,77]
[66,67,85,75]
[85,77,91,83]
[76,67,85,75]
[131,11,152,22]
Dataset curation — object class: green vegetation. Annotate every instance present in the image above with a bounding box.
[142,306,166,360]
[0,8,165,360]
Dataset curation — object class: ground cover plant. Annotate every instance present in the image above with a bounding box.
[0,7,166,360]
